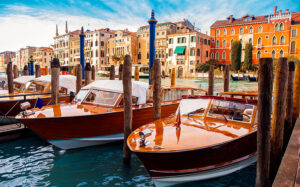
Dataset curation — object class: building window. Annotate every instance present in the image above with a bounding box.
[222,40,226,48]
[156,32,159,36]
[222,51,226,60]
[275,23,279,32]
[279,49,284,57]
[231,28,235,35]
[230,39,234,48]
[216,40,220,48]
[216,52,219,60]
[169,38,173,44]
[190,48,195,56]
[206,51,208,57]
[271,50,276,58]
[280,23,284,31]
[280,36,285,45]
[257,51,261,59]
[197,49,200,56]
[249,26,253,34]
[211,53,214,59]
[272,36,277,45]
[258,26,263,33]
[191,36,196,42]
[239,27,244,35]
[257,37,262,48]
[291,41,296,53]
[216,29,220,36]
[147,52,149,59]
[138,52,141,60]
[208,40,211,45]
[292,29,297,38]
[169,48,173,56]
[223,29,227,36]
[204,39,207,45]
[249,38,252,44]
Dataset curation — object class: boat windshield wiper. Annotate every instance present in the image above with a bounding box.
[187,108,204,117]
[221,114,228,122]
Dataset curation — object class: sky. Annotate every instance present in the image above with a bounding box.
[0,0,299,52]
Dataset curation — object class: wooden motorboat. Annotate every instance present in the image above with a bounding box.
[0,74,7,89]
[0,75,76,125]
[248,74,258,82]
[231,74,246,81]
[219,91,258,99]
[16,80,207,149]
[0,76,35,95]
[127,95,257,186]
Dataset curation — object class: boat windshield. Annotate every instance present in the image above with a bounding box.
[207,99,255,123]
[83,89,121,107]
[179,98,210,116]
[13,82,24,92]
[74,89,89,102]
[24,81,48,93]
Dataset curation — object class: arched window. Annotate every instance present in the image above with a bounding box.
[239,27,244,35]
[223,29,227,36]
[257,51,261,59]
[216,40,220,48]
[216,52,219,60]
[216,29,220,36]
[211,53,214,59]
[291,41,296,53]
[271,50,276,58]
[279,50,284,57]
[280,23,284,31]
[280,36,285,45]
[223,40,226,48]
[257,37,262,48]
[275,23,279,32]
[249,26,253,34]
[231,28,235,35]
[272,36,277,45]
[249,38,252,44]
[222,51,226,60]
[258,26,263,33]
[230,39,234,48]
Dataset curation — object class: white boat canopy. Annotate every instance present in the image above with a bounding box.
[82,80,149,105]
[14,76,35,84]
[34,75,76,94]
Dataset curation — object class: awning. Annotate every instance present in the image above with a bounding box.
[174,46,186,54]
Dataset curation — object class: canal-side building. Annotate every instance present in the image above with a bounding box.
[32,47,54,68]
[69,35,80,66]
[210,7,300,65]
[0,51,16,72]
[16,46,37,70]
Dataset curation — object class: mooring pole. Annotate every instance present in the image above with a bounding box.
[28,56,34,76]
[123,55,132,164]
[284,61,295,146]
[51,58,60,105]
[292,64,300,125]
[7,61,13,94]
[13,65,18,78]
[80,26,85,79]
[171,68,176,87]
[148,10,157,84]
[35,64,41,78]
[208,65,214,95]
[76,64,82,94]
[223,65,230,92]
[110,65,115,80]
[256,58,273,187]
[119,64,123,80]
[134,66,139,81]
[23,65,29,75]
[45,66,49,75]
[92,65,96,80]
[85,63,92,86]
[153,59,161,120]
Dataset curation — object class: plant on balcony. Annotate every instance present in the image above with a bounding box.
[231,41,242,72]
[243,42,252,71]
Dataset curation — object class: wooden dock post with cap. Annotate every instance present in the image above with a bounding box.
[110,65,115,80]
[134,66,139,81]
[13,65,18,78]
[92,65,96,80]
[119,64,123,80]
[6,61,13,94]
[23,65,29,75]
[208,65,214,95]
[76,64,82,94]
[292,64,300,125]
[256,58,273,187]
[51,58,60,105]
[153,59,161,120]
[122,55,132,163]
[85,63,92,86]
[223,65,230,92]
[171,68,175,87]
[35,64,41,78]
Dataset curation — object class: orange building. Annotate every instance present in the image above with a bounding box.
[210,7,300,65]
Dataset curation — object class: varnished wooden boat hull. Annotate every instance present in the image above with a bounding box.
[133,131,256,183]
[18,103,179,149]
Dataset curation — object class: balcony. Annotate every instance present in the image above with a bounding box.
[176,55,185,60]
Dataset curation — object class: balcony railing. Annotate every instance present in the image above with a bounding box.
[176,55,185,60]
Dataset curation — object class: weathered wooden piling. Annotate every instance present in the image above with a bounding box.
[76,64,82,94]
[92,65,96,80]
[153,59,161,120]
[134,66,139,81]
[270,57,289,180]
[84,63,92,86]
[284,61,295,146]
[110,65,115,80]
[122,55,132,163]
[256,58,273,187]
[35,64,41,78]
[119,64,123,80]
[45,66,49,75]
[6,62,13,94]
[51,58,60,104]
[171,68,175,87]
[292,64,300,124]
[13,65,18,78]
[23,65,29,75]
[208,65,214,95]
[223,65,230,92]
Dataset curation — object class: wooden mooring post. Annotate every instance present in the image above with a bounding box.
[23,65,29,75]
[134,66,139,81]
[119,64,123,80]
[45,66,49,75]
[13,65,18,78]
[35,64,41,78]
[110,65,115,80]
[85,63,92,86]
[223,65,230,92]
[7,62,13,94]
[292,64,300,125]
[76,64,82,94]
[208,65,214,95]
[171,68,175,87]
[92,65,96,80]
[51,58,60,104]
[122,55,132,164]
[256,58,273,187]
[153,59,161,120]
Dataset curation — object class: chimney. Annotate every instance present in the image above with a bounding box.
[56,24,59,36]
[229,15,233,23]
[274,6,277,15]
[285,9,289,13]
[65,21,68,34]
[279,10,282,15]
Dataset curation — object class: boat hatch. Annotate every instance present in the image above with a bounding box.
[207,99,255,123]
[82,89,121,107]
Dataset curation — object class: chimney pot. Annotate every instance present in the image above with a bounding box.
[279,10,282,15]
[274,6,277,15]
[285,9,289,13]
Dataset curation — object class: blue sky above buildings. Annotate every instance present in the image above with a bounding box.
[0,0,299,51]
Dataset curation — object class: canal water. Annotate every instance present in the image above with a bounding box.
[0,78,258,187]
